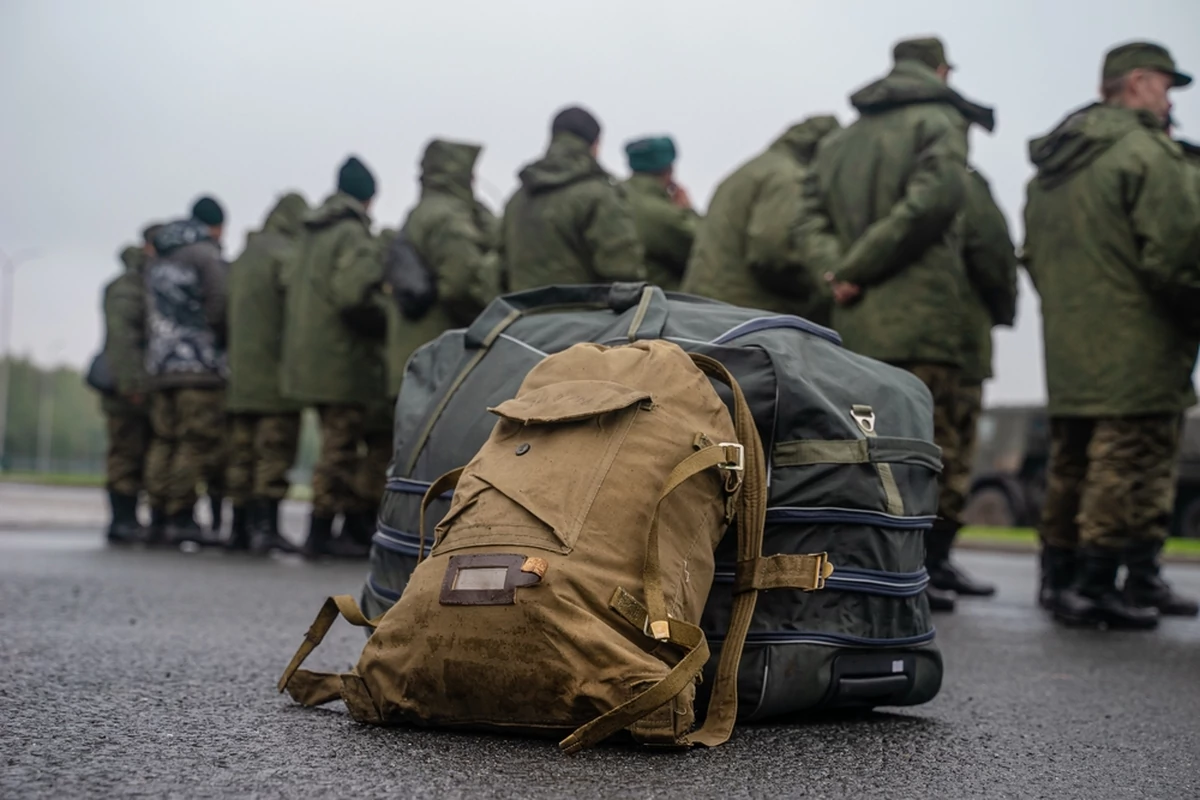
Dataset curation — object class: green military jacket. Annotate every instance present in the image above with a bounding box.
[960,168,1019,386]
[622,173,699,291]
[500,133,645,291]
[384,140,502,397]
[681,116,841,324]
[101,246,150,415]
[1024,103,1200,416]
[280,192,386,407]
[795,61,993,366]
[227,192,309,413]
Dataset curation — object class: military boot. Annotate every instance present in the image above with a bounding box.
[325,511,373,559]
[146,507,168,546]
[208,494,225,539]
[1038,545,1077,611]
[302,514,336,560]
[225,504,251,552]
[925,585,956,613]
[105,491,144,545]
[926,521,996,597]
[1054,546,1159,630]
[1123,540,1199,617]
[250,498,299,556]
[164,507,206,548]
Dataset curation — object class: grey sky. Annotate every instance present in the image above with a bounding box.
[2,0,1197,405]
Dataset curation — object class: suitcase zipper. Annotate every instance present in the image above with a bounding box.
[713,566,929,597]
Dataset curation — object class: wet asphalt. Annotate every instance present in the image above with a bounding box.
[1,529,1199,799]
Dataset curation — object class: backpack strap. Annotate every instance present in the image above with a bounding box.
[277,595,381,707]
[418,467,465,562]
[559,353,775,754]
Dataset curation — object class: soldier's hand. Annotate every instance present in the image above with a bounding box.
[668,183,693,210]
[828,278,861,306]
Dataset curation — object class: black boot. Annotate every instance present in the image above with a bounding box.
[209,494,225,538]
[146,507,168,546]
[225,504,251,551]
[1054,546,1159,630]
[323,512,373,559]
[1123,541,1199,617]
[1038,545,1077,611]
[926,585,956,613]
[926,521,996,597]
[105,491,144,545]
[250,498,299,555]
[302,514,336,560]
[164,507,205,547]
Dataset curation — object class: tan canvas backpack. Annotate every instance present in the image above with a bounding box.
[278,340,832,753]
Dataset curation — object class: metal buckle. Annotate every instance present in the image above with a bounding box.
[643,616,672,641]
[850,405,876,435]
[812,554,833,591]
[718,442,745,472]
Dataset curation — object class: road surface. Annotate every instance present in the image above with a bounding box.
[1,494,1199,797]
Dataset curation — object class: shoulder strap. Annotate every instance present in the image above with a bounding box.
[418,467,465,562]
[277,595,382,707]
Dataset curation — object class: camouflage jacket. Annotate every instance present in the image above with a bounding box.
[1024,103,1200,416]
[960,167,1019,385]
[500,133,645,291]
[144,219,228,390]
[385,140,502,397]
[101,246,150,414]
[796,61,993,366]
[280,192,386,407]
[226,192,309,413]
[622,173,699,291]
[681,116,840,323]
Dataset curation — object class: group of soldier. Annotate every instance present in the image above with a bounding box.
[93,35,1200,629]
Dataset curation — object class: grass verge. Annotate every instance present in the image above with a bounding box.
[0,471,105,488]
[961,526,1200,557]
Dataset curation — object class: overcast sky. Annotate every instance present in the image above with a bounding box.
[2,0,1198,405]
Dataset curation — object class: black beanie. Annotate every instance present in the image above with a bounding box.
[551,106,601,145]
[191,196,225,226]
[338,156,377,202]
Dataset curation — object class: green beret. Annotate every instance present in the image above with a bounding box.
[191,196,225,226]
[1103,41,1192,87]
[625,136,677,173]
[893,36,952,71]
[338,155,377,202]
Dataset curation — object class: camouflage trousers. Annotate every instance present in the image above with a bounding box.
[1039,415,1181,552]
[105,408,152,496]
[225,412,301,506]
[357,427,392,513]
[943,382,983,524]
[891,362,963,525]
[312,404,373,518]
[146,388,227,515]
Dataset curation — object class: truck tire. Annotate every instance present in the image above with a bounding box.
[963,480,1019,528]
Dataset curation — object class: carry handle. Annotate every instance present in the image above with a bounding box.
[276,595,381,707]
[418,467,465,562]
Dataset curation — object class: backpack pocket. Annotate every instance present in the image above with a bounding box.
[431,379,653,556]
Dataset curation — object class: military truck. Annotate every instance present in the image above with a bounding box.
[963,405,1200,538]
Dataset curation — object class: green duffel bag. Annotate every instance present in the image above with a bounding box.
[365,282,943,719]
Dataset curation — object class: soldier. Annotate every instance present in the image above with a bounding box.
[99,224,161,543]
[144,196,229,545]
[281,156,387,559]
[224,191,309,554]
[622,136,699,291]
[500,106,645,290]
[944,165,1019,590]
[1025,42,1200,629]
[794,37,997,612]
[681,115,840,324]
[384,139,501,394]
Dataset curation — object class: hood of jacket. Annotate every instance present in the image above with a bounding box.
[119,245,147,272]
[1028,103,1165,187]
[153,218,214,256]
[517,132,608,195]
[770,115,843,164]
[262,192,310,237]
[850,60,995,132]
[421,140,481,203]
[305,191,371,231]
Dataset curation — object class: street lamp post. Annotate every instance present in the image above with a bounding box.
[0,248,41,471]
